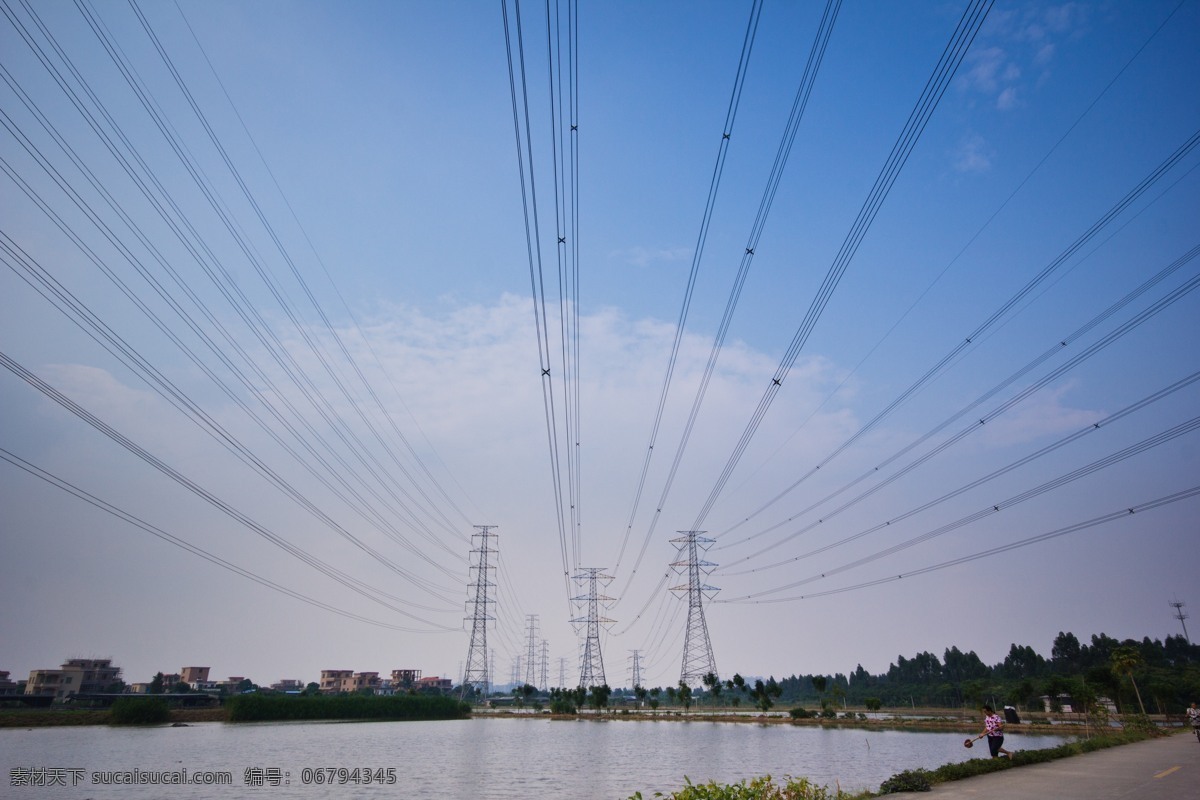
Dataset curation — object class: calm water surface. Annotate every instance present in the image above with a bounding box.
[2,716,1071,799]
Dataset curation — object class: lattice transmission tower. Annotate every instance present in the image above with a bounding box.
[628,650,643,691]
[572,567,615,687]
[1171,599,1191,644]
[540,641,550,691]
[670,531,718,686]
[462,525,497,698]
[524,614,539,687]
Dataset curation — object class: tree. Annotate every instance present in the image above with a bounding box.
[678,681,692,712]
[588,684,612,712]
[1041,674,1069,712]
[1052,631,1082,672]
[750,679,780,714]
[304,682,320,696]
[864,697,882,711]
[549,687,577,715]
[1110,646,1147,716]
[149,673,164,695]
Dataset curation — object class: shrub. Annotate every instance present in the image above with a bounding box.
[550,697,577,715]
[629,774,840,800]
[788,707,812,719]
[109,697,169,725]
[878,769,932,794]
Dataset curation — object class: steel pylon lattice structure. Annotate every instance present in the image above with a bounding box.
[539,640,550,691]
[1171,599,1191,644]
[571,567,615,688]
[628,650,643,691]
[524,614,539,687]
[462,525,497,697]
[670,531,718,686]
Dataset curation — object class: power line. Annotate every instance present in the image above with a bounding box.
[0,448,445,632]
[689,0,996,531]
[613,0,765,578]
[721,246,1200,567]
[724,413,1200,602]
[721,485,1200,604]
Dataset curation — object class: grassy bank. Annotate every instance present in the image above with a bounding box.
[626,729,1157,799]
[0,696,469,727]
[226,693,470,722]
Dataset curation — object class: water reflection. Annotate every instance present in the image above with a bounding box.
[2,717,1072,799]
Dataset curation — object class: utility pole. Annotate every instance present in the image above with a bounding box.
[540,640,550,692]
[1170,599,1191,644]
[524,614,539,688]
[462,525,497,698]
[572,567,614,688]
[670,531,718,686]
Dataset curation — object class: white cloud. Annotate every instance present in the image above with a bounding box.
[973,381,1100,448]
[611,246,693,268]
[954,134,994,173]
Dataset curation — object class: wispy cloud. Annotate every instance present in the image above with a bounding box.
[954,133,995,173]
[610,245,693,268]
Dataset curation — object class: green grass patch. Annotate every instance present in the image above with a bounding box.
[226,693,470,722]
[109,697,170,725]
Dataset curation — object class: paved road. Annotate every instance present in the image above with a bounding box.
[906,731,1200,799]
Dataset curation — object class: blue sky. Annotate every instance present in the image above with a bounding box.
[1,0,1198,691]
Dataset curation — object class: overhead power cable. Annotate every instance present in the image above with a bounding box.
[0,449,440,632]
[614,0,764,573]
[614,0,839,595]
[3,0,467,564]
[0,349,459,629]
[711,124,1200,537]
[117,0,469,542]
[167,0,478,536]
[724,412,1200,601]
[720,242,1200,560]
[719,485,1200,604]
[0,223,460,599]
[689,0,996,531]
[724,0,1191,506]
[725,365,1200,576]
[501,0,573,606]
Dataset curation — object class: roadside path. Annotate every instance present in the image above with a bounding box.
[908,731,1199,798]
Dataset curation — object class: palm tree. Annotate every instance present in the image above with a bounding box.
[1110,646,1146,716]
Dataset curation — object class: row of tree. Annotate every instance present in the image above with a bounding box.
[763,632,1200,715]
[522,631,1198,717]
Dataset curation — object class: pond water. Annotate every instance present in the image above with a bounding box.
[2,716,1072,799]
